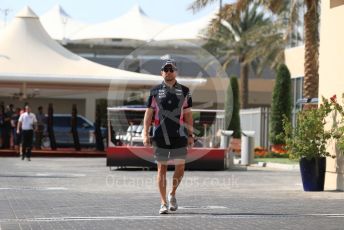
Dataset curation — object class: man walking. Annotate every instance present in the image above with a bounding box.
[143,59,194,214]
[17,105,37,161]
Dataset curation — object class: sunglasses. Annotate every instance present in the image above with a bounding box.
[162,67,176,73]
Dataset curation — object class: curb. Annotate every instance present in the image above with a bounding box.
[233,158,298,171]
[256,162,299,171]
[0,149,106,158]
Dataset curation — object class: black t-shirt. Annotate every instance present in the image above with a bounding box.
[146,81,192,141]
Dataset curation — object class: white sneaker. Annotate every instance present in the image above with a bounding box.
[159,204,168,214]
[168,193,178,211]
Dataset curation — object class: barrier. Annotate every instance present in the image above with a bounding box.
[241,131,255,165]
[107,146,225,170]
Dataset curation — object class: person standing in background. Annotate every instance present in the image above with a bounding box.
[11,107,21,151]
[35,106,46,149]
[5,104,15,149]
[2,105,13,149]
[0,106,4,148]
[17,105,37,161]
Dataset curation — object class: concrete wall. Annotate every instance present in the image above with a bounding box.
[284,46,305,78]
[284,0,344,190]
[319,0,344,191]
[192,78,274,109]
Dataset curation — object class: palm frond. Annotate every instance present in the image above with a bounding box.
[203,1,286,78]
[284,0,302,44]
[236,0,254,12]
[219,3,239,21]
[188,0,219,13]
[267,0,288,14]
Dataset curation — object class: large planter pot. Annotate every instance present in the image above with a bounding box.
[299,157,326,191]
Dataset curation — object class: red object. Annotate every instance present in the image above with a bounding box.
[330,94,337,103]
[107,146,225,170]
[271,144,287,154]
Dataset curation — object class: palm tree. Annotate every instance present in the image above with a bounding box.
[189,0,320,99]
[302,0,320,99]
[202,3,285,108]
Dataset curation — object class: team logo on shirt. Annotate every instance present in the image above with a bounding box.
[158,89,166,98]
[175,88,183,96]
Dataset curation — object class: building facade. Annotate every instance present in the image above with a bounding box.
[285,0,344,190]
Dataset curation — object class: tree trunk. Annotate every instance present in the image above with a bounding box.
[303,0,320,99]
[239,62,249,108]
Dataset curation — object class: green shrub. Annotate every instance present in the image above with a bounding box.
[283,96,334,160]
[226,76,241,138]
[270,64,291,145]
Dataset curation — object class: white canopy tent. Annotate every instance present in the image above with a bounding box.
[39,4,88,41]
[0,7,206,120]
[0,6,205,87]
[70,4,168,41]
[0,19,5,35]
[154,10,217,41]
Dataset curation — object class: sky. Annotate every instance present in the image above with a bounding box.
[0,0,235,25]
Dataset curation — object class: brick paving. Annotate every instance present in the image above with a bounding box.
[0,158,343,230]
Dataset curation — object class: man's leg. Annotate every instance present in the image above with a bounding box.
[22,145,26,160]
[17,131,22,155]
[35,129,43,149]
[167,159,185,211]
[171,159,185,196]
[27,130,33,160]
[157,162,168,205]
[22,131,28,160]
[34,131,39,149]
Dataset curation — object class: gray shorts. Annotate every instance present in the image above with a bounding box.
[152,137,187,162]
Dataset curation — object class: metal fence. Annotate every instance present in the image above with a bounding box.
[107,107,226,148]
[240,107,270,148]
[106,106,270,149]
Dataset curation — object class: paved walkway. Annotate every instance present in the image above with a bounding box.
[0,158,343,230]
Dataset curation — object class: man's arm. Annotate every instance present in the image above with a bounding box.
[17,114,22,134]
[184,108,194,147]
[17,121,22,134]
[33,114,38,131]
[143,108,153,146]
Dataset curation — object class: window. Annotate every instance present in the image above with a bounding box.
[77,117,91,128]
[291,77,304,126]
[54,117,70,127]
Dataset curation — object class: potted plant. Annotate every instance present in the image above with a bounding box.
[282,96,335,191]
